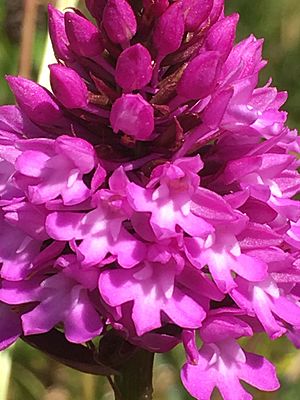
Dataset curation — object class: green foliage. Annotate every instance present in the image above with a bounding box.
[0,2,18,105]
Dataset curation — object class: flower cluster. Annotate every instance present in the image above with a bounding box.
[1,0,300,399]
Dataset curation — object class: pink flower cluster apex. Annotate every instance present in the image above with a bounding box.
[0,1,300,399]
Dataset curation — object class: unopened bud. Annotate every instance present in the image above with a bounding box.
[49,64,88,109]
[152,2,185,57]
[48,4,73,62]
[85,0,106,23]
[110,94,154,140]
[177,51,220,100]
[182,0,213,32]
[103,0,137,45]
[143,0,169,17]
[116,44,153,92]
[6,76,63,125]
[64,12,104,58]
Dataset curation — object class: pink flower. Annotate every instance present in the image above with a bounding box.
[13,135,97,205]
[182,339,279,400]
[182,315,279,400]
[128,156,213,239]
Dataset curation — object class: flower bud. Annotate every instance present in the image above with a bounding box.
[6,76,63,125]
[116,44,153,92]
[85,0,106,23]
[209,0,224,24]
[49,64,88,109]
[152,2,185,57]
[205,14,239,58]
[48,4,73,62]
[142,0,169,17]
[64,12,104,58]
[103,0,137,45]
[177,51,220,100]
[222,35,265,81]
[110,94,154,140]
[182,0,213,32]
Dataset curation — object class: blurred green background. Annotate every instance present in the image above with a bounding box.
[0,0,300,399]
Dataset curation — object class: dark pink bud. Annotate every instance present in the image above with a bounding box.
[152,2,185,57]
[48,4,73,62]
[6,76,63,125]
[182,0,213,32]
[209,0,224,24]
[142,0,169,17]
[49,64,88,109]
[110,94,154,140]
[103,0,137,45]
[64,12,104,57]
[116,44,153,92]
[85,0,106,23]
[205,14,239,58]
[177,51,220,100]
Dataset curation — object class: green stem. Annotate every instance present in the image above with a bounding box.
[112,349,154,400]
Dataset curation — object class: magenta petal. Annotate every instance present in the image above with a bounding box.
[233,254,268,282]
[200,315,252,343]
[0,303,22,350]
[0,105,46,139]
[163,287,206,328]
[99,267,162,335]
[46,212,83,240]
[15,150,49,177]
[202,89,234,129]
[0,279,42,304]
[22,297,65,336]
[100,262,178,335]
[55,135,95,173]
[217,375,252,400]
[191,187,237,223]
[181,349,216,400]
[75,235,109,266]
[64,288,103,343]
[0,218,41,281]
[271,296,300,326]
[110,228,146,268]
[239,352,280,391]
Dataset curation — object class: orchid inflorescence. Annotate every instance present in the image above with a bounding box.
[0,1,300,399]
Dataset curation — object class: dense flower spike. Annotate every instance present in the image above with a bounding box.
[0,1,300,399]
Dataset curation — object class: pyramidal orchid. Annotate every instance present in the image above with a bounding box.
[0,1,299,399]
